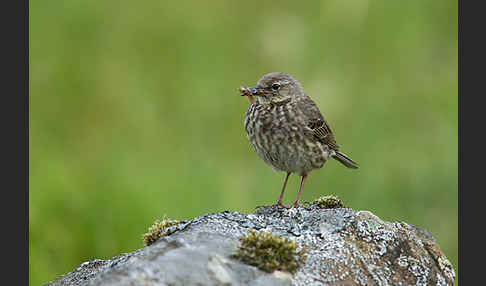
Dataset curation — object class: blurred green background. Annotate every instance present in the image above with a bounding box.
[30,0,457,285]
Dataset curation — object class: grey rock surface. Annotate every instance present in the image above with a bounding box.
[46,204,455,286]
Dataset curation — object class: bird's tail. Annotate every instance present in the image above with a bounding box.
[332,151,359,169]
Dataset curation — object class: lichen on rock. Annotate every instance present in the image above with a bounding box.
[48,199,456,286]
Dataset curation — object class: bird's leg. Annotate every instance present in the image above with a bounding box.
[292,174,308,208]
[274,172,291,208]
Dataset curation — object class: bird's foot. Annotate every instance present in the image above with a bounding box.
[291,201,303,208]
[256,202,291,209]
[272,202,291,209]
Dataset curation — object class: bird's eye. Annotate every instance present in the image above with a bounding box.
[271,83,280,90]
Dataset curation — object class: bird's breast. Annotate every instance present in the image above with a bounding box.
[244,102,328,174]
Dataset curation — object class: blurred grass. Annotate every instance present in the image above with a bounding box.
[30,0,457,285]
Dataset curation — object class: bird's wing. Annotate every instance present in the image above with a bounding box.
[298,96,340,150]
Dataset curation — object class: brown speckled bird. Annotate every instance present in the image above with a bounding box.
[240,72,359,208]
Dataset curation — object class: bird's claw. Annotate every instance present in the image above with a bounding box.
[273,202,291,209]
[255,202,291,209]
[292,203,301,208]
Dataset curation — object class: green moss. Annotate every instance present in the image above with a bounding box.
[142,218,181,246]
[232,230,307,274]
[314,195,346,209]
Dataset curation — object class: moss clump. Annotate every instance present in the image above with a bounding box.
[314,195,345,209]
[142,219,181,246]
[232,230,307,274]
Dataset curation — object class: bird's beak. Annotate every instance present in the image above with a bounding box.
[239,86,265,97]
[247,87,261,96]
[238,86,261,105]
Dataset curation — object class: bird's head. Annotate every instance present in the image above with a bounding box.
[240,72,306,105]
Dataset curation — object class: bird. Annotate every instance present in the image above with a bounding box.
[239,72,359,208]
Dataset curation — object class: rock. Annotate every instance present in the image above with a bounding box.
[46,202,455,286]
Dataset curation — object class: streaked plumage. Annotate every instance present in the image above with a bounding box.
[241,72,358,208]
